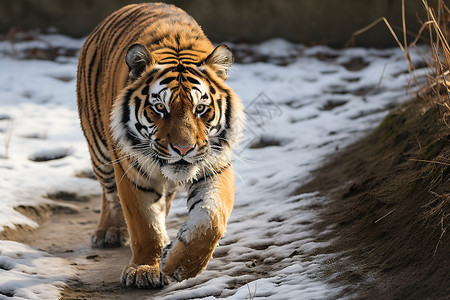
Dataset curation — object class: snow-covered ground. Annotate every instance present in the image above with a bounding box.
[0,35,429,299]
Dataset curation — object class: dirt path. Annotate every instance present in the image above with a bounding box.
[17,195,169,299]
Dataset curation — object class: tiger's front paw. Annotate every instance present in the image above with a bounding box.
[120,264,168,288]
[160,239,214,282]
[92,226,128,248]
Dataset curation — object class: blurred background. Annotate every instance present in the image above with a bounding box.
[0,0,436,47]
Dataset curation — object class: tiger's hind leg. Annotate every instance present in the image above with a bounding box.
[91,163,128,248]
[92,189,128,248]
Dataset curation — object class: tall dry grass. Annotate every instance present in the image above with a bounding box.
[347,0,450,125]
[422,0,450,126]
[415,0,450,256]
[348,0,450,254]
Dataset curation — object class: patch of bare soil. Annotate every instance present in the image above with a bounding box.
[297,98,450,299]
[2,193,175,299]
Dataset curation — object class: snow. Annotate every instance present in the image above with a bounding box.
[0,34,429,299]
[0,241,75,300]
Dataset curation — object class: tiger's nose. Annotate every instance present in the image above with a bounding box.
[170,143,195,156]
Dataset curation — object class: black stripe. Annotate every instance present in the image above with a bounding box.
[168,89,180,106]
[116,160,162,197]
[145,69,160,84]
[84,133,107,166]
[197,144,209,153]
[162,45,183,52]
[143,109,153,124]
[156,67,176,80]
[121,89,133,124]
[135,184,162,197]
[97,175,115,184]
[134,96,141,123]
[157,51,178,56]
[93,165,115,176]
[83,50,110,164]
[160,76,177,85]
[170,85,180,93]
[179,58,199,64]
[188,188,199,200]
[105,186,117,194]
[100,179,116,188]
[186,77,200,84]
[218,130,229,147]
[185,66,205,78]
[154,141,169,155]
[189,199,202,212]
[120,95,141,147]
[91,52,107,145]
[147,36,164,46]
[213,96,223,128]
[85,50,102,135]
[224,93,232,130]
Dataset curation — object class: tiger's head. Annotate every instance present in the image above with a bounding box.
[111,43,244,183]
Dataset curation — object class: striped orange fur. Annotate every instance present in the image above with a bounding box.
[76,3,244,288]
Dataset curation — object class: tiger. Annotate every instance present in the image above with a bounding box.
[76,3,244,288]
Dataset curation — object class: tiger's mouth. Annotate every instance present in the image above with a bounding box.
[172,159,192,166]
[170,157,199,173]
[160,158,200,182]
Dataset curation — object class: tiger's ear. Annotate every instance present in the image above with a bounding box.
[126,44,152,80]
[205,44,233,80]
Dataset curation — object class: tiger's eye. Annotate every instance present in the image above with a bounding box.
[155,103,165,113]
[195,104,205,114]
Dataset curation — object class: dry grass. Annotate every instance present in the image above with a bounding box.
[416,0,450,256]
[426,191,450,256]
[347,0,450,123]
[347,0,450,255]
[413,0,450,129]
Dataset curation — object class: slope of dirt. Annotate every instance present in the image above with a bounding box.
[297,97,450,299]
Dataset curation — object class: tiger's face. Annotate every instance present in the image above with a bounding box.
[111,44,243,182]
